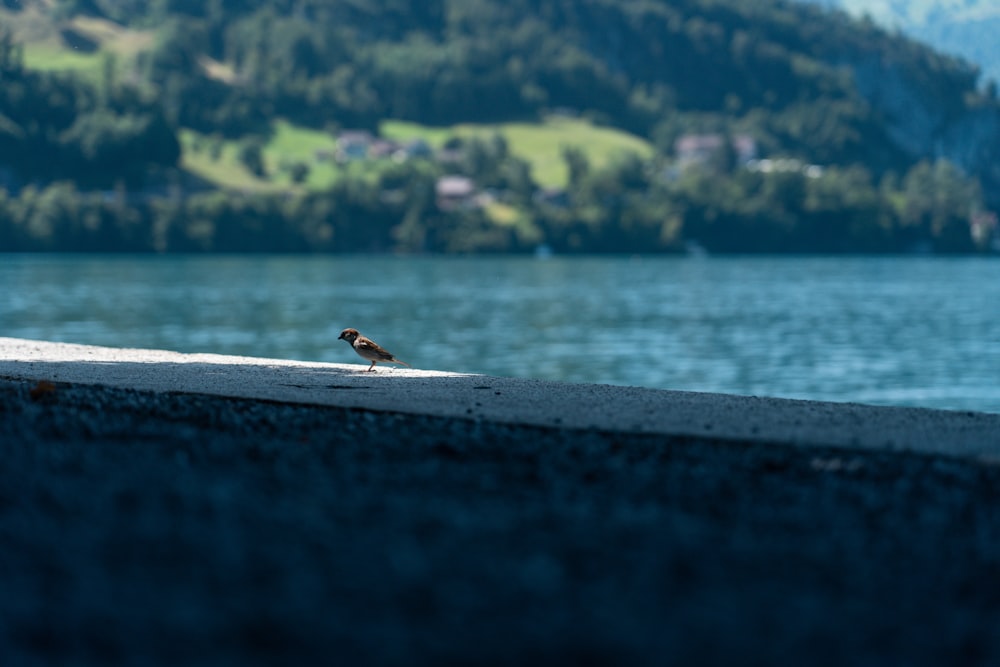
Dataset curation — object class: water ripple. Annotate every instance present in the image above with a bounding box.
[2,254,998,413]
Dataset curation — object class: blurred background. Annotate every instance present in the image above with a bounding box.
[1,0,998,411]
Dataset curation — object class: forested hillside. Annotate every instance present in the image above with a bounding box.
[0,32,178,188]
[32,0,991,168]
[1,0,998,253]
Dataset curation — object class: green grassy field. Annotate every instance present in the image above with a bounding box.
[4,9,154,78]
[262,120,343,190]
[382,116,654,188]
[181,123,328,193]
[21,45,102,74]
[180,116,654,192]
[180,130,276,192]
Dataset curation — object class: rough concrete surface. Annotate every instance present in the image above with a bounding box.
[2,338,999,459]
[2,338,1000,666]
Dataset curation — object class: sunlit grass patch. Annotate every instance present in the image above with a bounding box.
[485,201,543,245]
[7,7,153,77]
[70,17,155,57]
[382,116,654,188]
[182,116,655,193]
[180,121,356,192]
[473,116,654,187]
[22,44,103,74]
[485,201,522,226]
[180,130,285,192]
[267,120,338,163]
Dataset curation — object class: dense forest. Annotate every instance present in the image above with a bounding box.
[1,0,998,253]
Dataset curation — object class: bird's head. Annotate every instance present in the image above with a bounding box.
[338,328,360,343]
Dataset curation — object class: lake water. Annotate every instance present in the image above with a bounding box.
[2,254,999,413]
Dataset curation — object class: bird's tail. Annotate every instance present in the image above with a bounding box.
[392,358,410,367]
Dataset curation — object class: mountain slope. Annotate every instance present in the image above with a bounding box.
[802,0,1000,87]
[3,0,997,253]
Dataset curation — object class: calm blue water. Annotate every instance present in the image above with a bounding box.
[2,254,999,413]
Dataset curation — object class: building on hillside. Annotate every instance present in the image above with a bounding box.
[335,131,374,162]
[746,158,824,178]
[970,210,999,249]
[369,139,400,159]
[391,138,433,162]
[674,134,758,170]
[436,175,476,210]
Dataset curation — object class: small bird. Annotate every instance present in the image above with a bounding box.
[338,328,410,372]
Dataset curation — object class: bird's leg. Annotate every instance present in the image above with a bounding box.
[368,361,377,372]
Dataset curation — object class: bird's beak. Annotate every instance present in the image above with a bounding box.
[337,333,345,340]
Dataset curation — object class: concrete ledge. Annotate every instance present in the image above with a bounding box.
[1,337,998,460]
[5,337,1000,665]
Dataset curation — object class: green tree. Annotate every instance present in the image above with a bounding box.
[288,162,310,184]
[238,138,268,178]
[562,146,589,188]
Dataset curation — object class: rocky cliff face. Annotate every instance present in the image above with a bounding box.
[844,54,1000,203]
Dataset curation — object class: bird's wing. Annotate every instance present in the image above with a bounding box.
[357,338,396,361]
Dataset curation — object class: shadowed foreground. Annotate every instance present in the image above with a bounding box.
[2,377,999,666]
